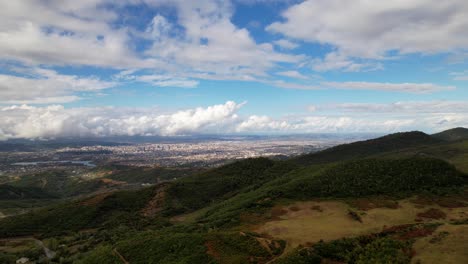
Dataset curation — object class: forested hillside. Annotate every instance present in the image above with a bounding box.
[433,127,468,142]
[1,129,467,263]
[292,131,441,166]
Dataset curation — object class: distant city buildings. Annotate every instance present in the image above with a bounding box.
[0,138,351,176]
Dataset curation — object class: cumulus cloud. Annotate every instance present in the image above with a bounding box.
[0,1,150,68]
[0,101,244,140]
[0,0,302,86]
[141,0,303,81]
[273,39,299,50]
[267,0,468,71]
[268,0,468,58]
[236,115,290,132]
[2,100,468,140]
[0,68,116,104]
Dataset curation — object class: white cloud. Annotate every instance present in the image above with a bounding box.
[270,80,454,93]
[0,0,302,85]
[141,0,303,81]
[273,39,298,50]
[450,70,468,81]
[268,0,468,58]
[276,71,308,79]
[319,101,468,114]
[3,96,81,105]
[0,1,150,68]
[0,68,116,104]
[324,81,455,93]
[1,100,468,140]
[267,0,468,72]
[0,101,244,140]
[312,52,383,72]
[271,80,320,90]
[135,74,199,88]
[236,115,290,132]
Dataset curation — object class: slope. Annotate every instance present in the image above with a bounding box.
[433,127,468,142]
[292,131,441,166]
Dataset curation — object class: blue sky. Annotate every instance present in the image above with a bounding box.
[1,0,468,139]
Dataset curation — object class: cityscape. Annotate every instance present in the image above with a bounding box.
[0,135,370,177]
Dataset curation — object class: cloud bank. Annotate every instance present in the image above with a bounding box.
[1,101,467,140]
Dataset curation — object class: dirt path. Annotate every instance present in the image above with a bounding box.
[0,236,56,259]
[265,241,288,264]
[35,239,56,259]
[113,248,129,264]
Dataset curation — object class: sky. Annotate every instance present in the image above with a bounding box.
[1,0,468,140]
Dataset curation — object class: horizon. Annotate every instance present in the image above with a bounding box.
[1,1,468,140]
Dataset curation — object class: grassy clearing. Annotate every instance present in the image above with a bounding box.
[255,198,468,250]
[411,224,468,264]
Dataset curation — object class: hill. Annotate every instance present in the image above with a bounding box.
[292,131,441,166]
[0,185,56,200]
[0,130,467,263]
[163,158,297,215]
[282,158,466,199]
[433,127,468,142]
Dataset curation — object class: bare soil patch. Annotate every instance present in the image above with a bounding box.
[417,208,447,220]
[80,192,112,206]
[141,184,169,217]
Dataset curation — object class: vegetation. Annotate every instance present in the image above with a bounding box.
[1,129,467,263]
[0,187,157,237]
[433,127,468,142]
[163,158,297,215]
[282,158,466,199]
[103,164,203,184]
[0,184,55,200]
[8,170,105,198]
[292,131,441,166]
[276,229,420,264]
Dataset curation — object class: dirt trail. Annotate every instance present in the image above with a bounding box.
[0,236,56,259]
[113,248,129,264]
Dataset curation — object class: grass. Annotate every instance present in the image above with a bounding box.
[411,224,468,264]
[255,198,467,250]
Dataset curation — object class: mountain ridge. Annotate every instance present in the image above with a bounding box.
[433,127,468,142]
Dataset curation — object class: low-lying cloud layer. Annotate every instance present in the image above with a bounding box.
[1,101,467,140]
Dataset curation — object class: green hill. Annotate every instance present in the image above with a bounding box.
[163,158,297,215]
[0,152,465,238]
[0,187,157,237]
[282,158,466,199]
[0,130,467,263]
[292,131,441,166]
[433,127,468,141]
[197,157,466,228]
[0,158,296,237]
[0,185,56,200]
